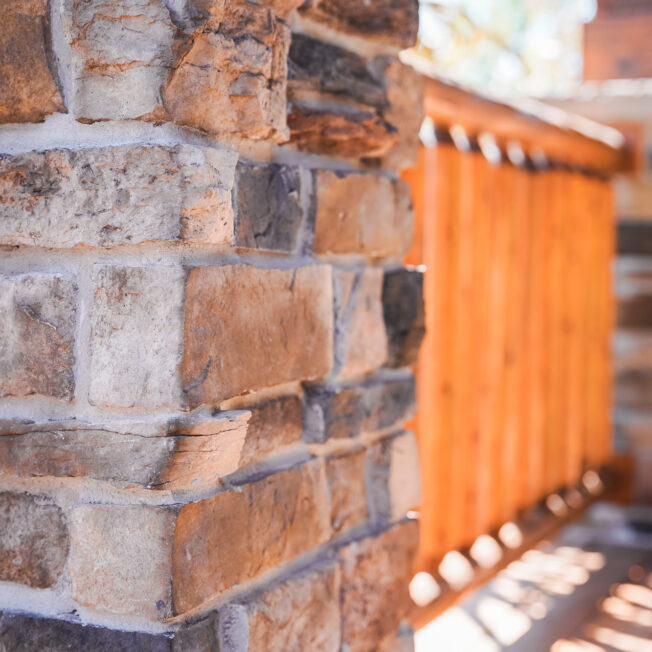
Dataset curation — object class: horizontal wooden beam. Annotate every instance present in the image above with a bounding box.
[401,53,628,174]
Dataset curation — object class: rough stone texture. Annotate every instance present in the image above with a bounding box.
[286,37,421,160]
[182,265,333,406]
[0,145,237,248]
[69,505,176,620]
[382,269,425,368]
[0,612,181,652]
[0,412,250,490]
[63,0,175,120]
[89,265,185,408]
[221,566,341,651]
[314,172,413,258]
[0,0,65,124]
[234,161,304,253]
[288,34,386,110]
[164,2,289,140]
[380,59,424,170]
[0,273,77,400]
[173,460,330,613]
[0,492,68,589]
[238,395,303,467]
[338,268,388,378]
[326,449,368,533]
[339,521,419,652]
[287,105,399,159]
[303,375,416,443]
[367,432,421,524]
[299,0,419,49]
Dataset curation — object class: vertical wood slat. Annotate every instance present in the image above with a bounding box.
[525,169,549,507]
[405,137,615,572]
[449,148,477,550]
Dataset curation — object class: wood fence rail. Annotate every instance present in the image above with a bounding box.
[404,77,622,580]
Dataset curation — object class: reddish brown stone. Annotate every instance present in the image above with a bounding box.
[299,0,419,49]
[0,492,68,589]
[0,0,65,124]
[173,460,330,613]
[0,273,77,400]
[238,395,303,467]
[340,521,419,651]
[288,107,398,158]
[260,0,304,14]
[182,265,333,406]
[165,2,289,140]
[326,449,368,532]
[221,566,341,651]
[314,172,413,258]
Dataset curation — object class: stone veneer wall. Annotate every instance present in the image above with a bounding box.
[0,0,425,649]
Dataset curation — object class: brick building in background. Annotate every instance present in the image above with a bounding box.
[550,0,652,501]
[0,0,425,648]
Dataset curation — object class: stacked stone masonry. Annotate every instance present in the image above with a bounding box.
[0,0,424,649]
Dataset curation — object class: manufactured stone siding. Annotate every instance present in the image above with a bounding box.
[0,0,423,647]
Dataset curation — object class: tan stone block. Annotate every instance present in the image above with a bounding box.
[238,395,303,467]
[164,2,289,140]
[381,59,424,170]
[0,145,237,248]
[173,460,331,613]
[0,492,68,589]
[220,566,341,651]
[326,449,368,532]
[340,521,419,652]
[367,432,421,523]
[0,412,250,490]
[0,273,77,400]
[182,265,333,406]
[89,265,186,409]
[0,0,65,124]
[388,432,421,520]
[69,506,176,619]
[314,172,413,258]
[63,0,175,120]
[339,268,388,378]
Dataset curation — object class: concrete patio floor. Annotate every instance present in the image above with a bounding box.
[416,503,652,651]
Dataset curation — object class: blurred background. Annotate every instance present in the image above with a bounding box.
[405,1,652,649]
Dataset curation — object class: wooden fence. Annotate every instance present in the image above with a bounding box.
[404,77,624,575]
